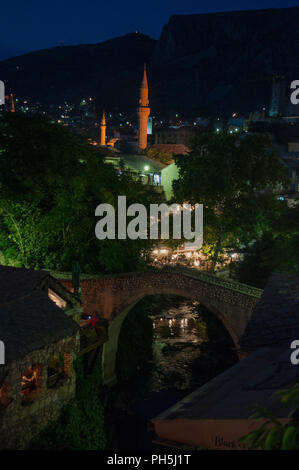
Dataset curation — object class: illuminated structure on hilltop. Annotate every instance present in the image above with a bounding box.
[269,74,285,118]
[138,64,150,150]
[101,111,106,147]
[10,93,15,113]
[100,111,106,146]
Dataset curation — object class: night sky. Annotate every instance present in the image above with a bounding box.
[1,0,298,60]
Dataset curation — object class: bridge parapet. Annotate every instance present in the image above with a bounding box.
[154,267,263,299]
[51,267,262,299]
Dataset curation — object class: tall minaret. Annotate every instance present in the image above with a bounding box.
[269,74,285,118]
[138,64,150,150]
[100,110,106,146]
[10,93,15,113]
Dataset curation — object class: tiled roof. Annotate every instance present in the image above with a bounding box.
[0,290,79,364]
[240,273,299,350]
[121,154,166,171]
[151,144,190,155]
[0,265,48,304]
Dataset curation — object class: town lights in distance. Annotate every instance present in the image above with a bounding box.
[95,196,203,250]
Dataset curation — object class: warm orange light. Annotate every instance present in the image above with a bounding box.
[100,111,106,146]
[138,65,150,150]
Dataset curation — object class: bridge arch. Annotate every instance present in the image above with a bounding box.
[102,290,242,386]
[61,268,262,386]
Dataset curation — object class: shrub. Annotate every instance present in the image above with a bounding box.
[241,383,299,450]
[29,357,106,450]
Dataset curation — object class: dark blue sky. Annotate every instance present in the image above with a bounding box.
[1,0,298,60]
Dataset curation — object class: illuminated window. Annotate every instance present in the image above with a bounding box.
[21,364,43,405]
[48,289,67,309]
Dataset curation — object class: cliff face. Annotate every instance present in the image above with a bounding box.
[0,7,299,115]
[150,7,299,114]
[153,8,299,65]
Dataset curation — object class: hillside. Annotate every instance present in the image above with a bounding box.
[150,7,299,114]
[0,7,299,115]
[0,33,155,109]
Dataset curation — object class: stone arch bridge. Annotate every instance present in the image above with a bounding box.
[61,268,262,385]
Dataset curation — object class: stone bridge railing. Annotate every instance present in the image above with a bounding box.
[54,267,263,318]
[53,266,262,297]
[151,267,263,298]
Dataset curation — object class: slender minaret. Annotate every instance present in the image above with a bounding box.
[10,93,15,113]
[269,74,285,118]
[138,64,150,150]
[100,110,106,146]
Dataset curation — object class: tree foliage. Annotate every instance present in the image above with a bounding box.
[0,113,160,272]
[234,205,299,287]
[173,132,289,270]
[241,384,299,450]
[29,357,106,450]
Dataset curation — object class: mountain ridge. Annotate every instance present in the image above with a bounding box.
[0,7,299,115]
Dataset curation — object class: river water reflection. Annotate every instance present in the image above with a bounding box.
[105,296,238,449]
[149,299,205,392]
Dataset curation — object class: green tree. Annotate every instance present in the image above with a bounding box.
[173,132,288,271]
[0,113,161,273]
[241,383,299,450]
[29,357,106,450]
[234,205,299,288]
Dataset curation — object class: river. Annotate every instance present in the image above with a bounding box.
[104,295,238,449]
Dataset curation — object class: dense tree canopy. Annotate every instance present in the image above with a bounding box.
[235,205,299,287]
[173,132,290,273]
[0,113,160,273]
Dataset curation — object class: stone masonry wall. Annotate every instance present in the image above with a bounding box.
[0,332,79,450]
[61,271,261,348]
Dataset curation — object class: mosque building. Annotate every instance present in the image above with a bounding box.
[98,65,190,198]
[100,64,150,152]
